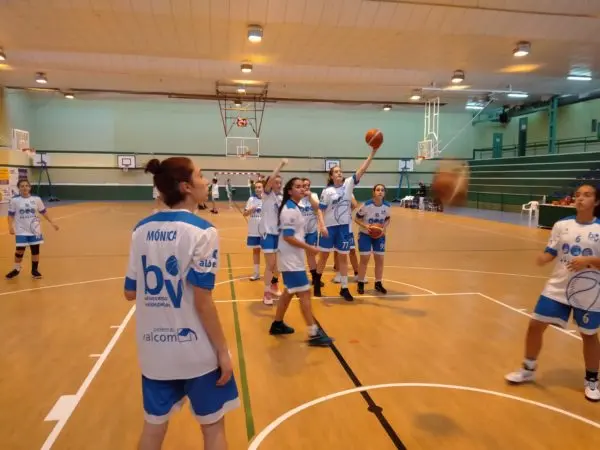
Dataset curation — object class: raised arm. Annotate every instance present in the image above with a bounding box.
[354,148,377,183]
[264,158,288,193]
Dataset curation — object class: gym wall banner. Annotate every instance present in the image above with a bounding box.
[0,167,26,203]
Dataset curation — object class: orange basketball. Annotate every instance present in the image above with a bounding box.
[368,225,384,239]
[431,161,469,206]
[365,129,383,150]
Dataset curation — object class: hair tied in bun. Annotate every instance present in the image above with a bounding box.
[145,158,162,175]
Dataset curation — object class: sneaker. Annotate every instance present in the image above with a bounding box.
[585,379,600,402]
[505,368,535,384]
[269,321,295,335]
[249,274,260,281]
[262,292,274,306]
[31,270,43,279]
[269,283,282,296]
[374,282,387,294]
[357,282,365,295]
[332,274,341,283]
[5,269,20,280]
[308,329,334,347]
[340,287,354,302]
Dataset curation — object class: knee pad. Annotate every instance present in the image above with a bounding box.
[30,245,40,255]
[15,250,25,258]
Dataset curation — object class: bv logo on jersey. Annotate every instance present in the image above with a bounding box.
[143,327,198,343]
[562,243,570,254]
[142,255,183,308]
[570,245,582,257]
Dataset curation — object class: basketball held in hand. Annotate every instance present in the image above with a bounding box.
[431,161,470,206]
[365,129,383,150]
[368,225,384,239]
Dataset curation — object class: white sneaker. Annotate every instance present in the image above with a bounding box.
[332,274,341,283]
[505,368,535,384]
[585,379,600,402]
[263,292,274,306]
[269,283,282,296]
[249,274,260,281]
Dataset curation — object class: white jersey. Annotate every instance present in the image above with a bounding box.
[277,200,306,272]
[299,193,319,234]
[319,174,358,227]
[226,182,233,198]
[245,195,262,237]
[211,183,219,199]
[8,195,46,236]
[356,200,391,234]
[259,190,282,236]
[542,216,600,310]
[125,210,221,380]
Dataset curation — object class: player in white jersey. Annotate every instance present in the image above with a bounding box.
[332,194,360,283]
[125,157,239,449]
[268,177,333,346]
[244,180,264,281]
[505,184,600,402]
[5,179,59,280]
[300,178,326,286]
[314,148,377,301]
[259,159,287,305]
[209,177,219,214]
[225,178,233,209]
[355,184,391,295]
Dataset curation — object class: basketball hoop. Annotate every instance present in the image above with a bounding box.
[415,156,424,166]
[22,148,36,161]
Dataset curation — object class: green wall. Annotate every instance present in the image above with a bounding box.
[5,89,33,136]
[474,97,600,149]
[24,95,474,159]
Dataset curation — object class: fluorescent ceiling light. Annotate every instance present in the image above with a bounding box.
[465,105,484,110]
[567,75,591,81]
[382,104,392,111]
[241,63,253,73]
[513,41,531,57]
[507,92,528,98]
[35,72,47,84]
[451,70,465,84]
[247,25,263,43]
[64,93,75,99]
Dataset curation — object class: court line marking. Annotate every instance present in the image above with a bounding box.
[41,304,136,450]
[434,217,547,245]
[213,292,476,303]
[0,276,123,297]
[247,383,600,449]
[477,293,582,341]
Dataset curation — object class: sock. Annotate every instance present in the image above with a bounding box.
[523,358,537,371]
[271,276,278,285]
[354,271,358,276]
[585,370,598,382]
[341,276,348,288]
[315,272,322,283]
[14,263,21,271]
[375,279,382,283]
[310,269,317,279]
[253,264,260,275]
[32,261,39,272]
[307,324,318,337]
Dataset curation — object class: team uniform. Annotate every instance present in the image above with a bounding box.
[8,195,46,246]
[318,174,358,255]
[245,195,262,248]
[260,190,282,253]
[299,193,319,246]
[356,200,391,256]
[226,182,233,203]
[125,210,240,424]
[211,183,219,201]
[533,216,600,334]
[278,200,311,293]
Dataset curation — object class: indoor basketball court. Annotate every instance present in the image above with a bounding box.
[1,202,598,449]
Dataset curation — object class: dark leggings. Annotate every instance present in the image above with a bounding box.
[15,244,39,259]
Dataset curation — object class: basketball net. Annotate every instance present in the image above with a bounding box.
[22,148,36,161]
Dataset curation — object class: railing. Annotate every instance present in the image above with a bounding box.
[467,191,545,211]
[473,137,600,160]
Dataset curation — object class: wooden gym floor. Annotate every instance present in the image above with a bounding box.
[0,201,599,450]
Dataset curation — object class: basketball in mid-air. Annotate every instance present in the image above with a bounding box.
[431,160,469,206]
[365,129,383,150]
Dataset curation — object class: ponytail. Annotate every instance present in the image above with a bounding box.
[278,177,301,225]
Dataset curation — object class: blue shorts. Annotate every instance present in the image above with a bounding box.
[142,369,240,425]
[16,235,44,247]
[281,271,311,294]
[318,224,352,254]
[247,236,261,248]
[358,232,386,255]
[349,232,356,250]
[305,232,318,246]
[533,295,600,335]
[261,234,279,253]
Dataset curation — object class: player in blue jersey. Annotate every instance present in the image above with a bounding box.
[125,157,239,449]
[269,177,332,346]
[5,179,59,279]
[505,184,600,402]
[355,184,391,295]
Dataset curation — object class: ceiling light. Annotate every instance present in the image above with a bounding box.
[237,86,246,94]
[567,75,592,81]
[0,48,5,61]
[451,70,465,84]
[35,72,47,84]
[513,41,531,57]
[234,99,242,107]
[409,89,421,101]
[465,104,484,110]
[64,93,75,99]
[507,92,528,98]
[241,62,253,73]
[247,25,263,43]
[382,104,392,111]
